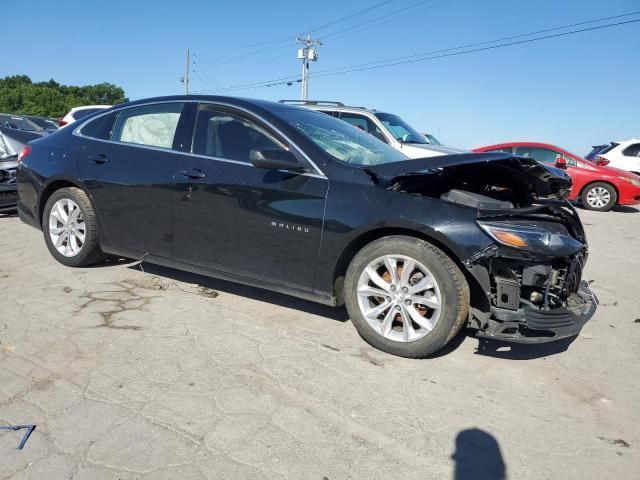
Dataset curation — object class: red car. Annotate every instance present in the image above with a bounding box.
[473,142,640,212]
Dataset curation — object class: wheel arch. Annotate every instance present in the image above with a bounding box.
[39,178,90,227]
[331,226,485,309]
[579,180,619,204]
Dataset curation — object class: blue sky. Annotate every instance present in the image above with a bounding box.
[3,0,639,153]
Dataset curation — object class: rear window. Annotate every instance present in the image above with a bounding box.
[80,112,117,140]
[72,108,104,120]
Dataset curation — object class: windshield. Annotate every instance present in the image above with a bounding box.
[275,107,409,166]
[0,114,43,132]
[424,134,442,145]
[374,112,427,144]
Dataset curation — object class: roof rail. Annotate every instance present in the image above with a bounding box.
[278,100,345,107]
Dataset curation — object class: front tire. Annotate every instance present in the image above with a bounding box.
[581,182,617,211]
[43,187,106,267]
[344,236,470,358]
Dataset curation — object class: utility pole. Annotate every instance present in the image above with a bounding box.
[180,48,190,95]
[296,35,321,101]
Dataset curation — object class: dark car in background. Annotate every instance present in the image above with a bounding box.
[16,96,597,357]
[0,113,45,133]
[0,126,44,212]
[25,115,59,133]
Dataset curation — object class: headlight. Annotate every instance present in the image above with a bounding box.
[478,221,584,256]
[619,176,640,187]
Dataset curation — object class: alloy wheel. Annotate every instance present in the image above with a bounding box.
[48,199,85,257]
[586,187,611,209]
[357,254,442,342]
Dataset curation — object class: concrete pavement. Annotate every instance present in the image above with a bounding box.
[0,207,638,479]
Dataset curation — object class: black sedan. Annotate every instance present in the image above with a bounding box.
[16,96,597,357]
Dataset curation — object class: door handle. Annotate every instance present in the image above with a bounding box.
[178,169,206,179]
[88,154,108,164]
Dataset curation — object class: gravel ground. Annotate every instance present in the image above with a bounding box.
[0,206,638,479]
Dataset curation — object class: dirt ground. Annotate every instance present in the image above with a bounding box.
[0,206,639,479]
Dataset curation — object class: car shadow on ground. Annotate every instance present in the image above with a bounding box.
[128,261,579,357]
[472,335,577,360]
[86,256,137,268]
[427,329,577,360]
[127,261,350,323]
[611,205,640,213]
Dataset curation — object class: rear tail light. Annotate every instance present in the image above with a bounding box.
[58,118,67,127]
[18,145,32,163]
[595,156,610,166]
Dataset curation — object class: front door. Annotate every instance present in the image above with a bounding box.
[172,104,328,292]
[78,102,187,257]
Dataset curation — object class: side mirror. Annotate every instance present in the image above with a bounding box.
[555,156,567,170]
[250,147,308,172]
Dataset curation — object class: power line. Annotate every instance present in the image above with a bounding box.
[196,0,401,69]
[192,13,639,94]
[322,0,442,41]
[192,53,225,90]
[318,9,640,74]
[309,18,640,80]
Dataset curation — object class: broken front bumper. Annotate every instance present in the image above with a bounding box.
[476,281,598,343]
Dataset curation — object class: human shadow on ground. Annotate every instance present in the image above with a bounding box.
[452,428,507,480]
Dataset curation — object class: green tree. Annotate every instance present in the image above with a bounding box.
[0,75,127,118]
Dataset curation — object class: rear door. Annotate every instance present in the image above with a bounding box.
[78,102,188,257]
[172,103,328,292]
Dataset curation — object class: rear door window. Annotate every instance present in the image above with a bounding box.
[112,103,185,149]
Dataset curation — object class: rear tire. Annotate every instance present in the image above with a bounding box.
[344,236,470,358]
[581,182,617,212]
[43,187,106,267]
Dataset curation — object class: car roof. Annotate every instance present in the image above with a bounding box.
[70,105,111,112]
[97,95,341,116]
[276,100,392,115]
[475,141,589,160]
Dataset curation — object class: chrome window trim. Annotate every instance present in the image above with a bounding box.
[72,99,327,178]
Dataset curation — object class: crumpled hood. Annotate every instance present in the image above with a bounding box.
[0,126,44,159]
[365,152,573,199]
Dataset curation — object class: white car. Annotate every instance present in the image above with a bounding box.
[59,105,111,127]
[279,100,466,158]
[586,139,640,175]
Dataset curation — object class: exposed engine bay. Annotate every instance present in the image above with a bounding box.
[366,153,597,342]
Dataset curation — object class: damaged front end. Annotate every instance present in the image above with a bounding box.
[470,203,597,343]
[368,152,598,343]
